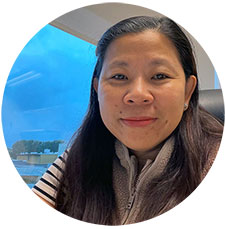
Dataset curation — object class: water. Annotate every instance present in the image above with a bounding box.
[12,160,51,188]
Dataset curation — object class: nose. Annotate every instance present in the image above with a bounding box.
[123,78,154,105]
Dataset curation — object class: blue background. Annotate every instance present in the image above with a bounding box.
[2,24,97,148]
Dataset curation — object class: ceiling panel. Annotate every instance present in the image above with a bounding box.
[49,3,215,89]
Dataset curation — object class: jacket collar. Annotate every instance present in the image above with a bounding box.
[114,135,175,179]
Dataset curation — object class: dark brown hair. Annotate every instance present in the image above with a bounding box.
[55,16,223,224]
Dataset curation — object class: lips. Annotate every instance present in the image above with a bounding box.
[121,117,157,127]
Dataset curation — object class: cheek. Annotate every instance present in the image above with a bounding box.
[157,87,185,125]
[158,85,185,109]
[98,88,121,123]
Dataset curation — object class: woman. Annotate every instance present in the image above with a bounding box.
[32,16,223,225]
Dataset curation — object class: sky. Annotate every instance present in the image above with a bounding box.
[2,24,97,148]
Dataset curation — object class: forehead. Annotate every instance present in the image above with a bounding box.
[103,30,181,66]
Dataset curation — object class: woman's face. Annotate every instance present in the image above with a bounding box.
[94,30,196,153]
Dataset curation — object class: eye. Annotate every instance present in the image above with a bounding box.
[152,73,169,80]
[112,74,128,80]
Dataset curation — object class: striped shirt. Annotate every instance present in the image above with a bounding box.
[32,150,68,206]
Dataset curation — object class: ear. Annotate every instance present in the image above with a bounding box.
[93,77,99,94]
[185,75,197,104]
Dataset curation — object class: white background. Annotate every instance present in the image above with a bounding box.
[0,0,224,228]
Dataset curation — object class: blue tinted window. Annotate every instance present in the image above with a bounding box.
[214,71,221,89]
[2,24,97,188]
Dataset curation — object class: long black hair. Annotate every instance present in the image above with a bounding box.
[55,16,223,224]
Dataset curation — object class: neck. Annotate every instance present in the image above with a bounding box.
[129,142,164,168]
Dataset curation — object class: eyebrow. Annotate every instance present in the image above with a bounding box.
[149,58,177,70]
[149,58,172,66]
[108,60,129,68]
[108,58,177,72]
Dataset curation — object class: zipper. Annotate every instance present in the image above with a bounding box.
[122,160,153,225]
[122,188,136,224]
[127,191,135,209]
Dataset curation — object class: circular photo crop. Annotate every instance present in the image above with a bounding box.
[2,2,224,226]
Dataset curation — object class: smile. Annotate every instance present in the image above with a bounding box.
[121,117,157,127]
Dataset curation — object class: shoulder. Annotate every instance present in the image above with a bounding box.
[32,150,69,206]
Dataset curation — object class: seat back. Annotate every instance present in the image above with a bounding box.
[199,89,224,123]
